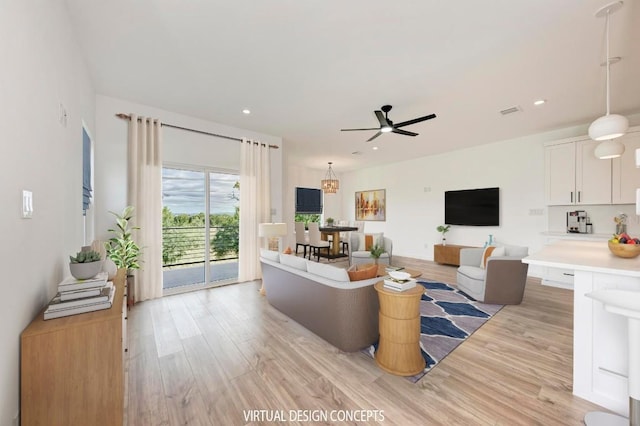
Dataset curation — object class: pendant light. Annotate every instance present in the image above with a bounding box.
[321,162,339,194]
[590,1,628,159]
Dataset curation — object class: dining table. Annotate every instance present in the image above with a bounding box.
[319,226,359,257]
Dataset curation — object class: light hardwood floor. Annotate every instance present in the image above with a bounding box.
[125,256,606,425]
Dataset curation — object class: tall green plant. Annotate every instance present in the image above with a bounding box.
[106,205,141,271]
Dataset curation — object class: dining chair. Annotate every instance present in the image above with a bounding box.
[307,222,330,262]
[294,222,309,258]
[338,220,350,254]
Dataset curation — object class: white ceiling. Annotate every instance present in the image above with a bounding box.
[64,0,640,173]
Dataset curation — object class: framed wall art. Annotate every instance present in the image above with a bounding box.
[355,189,386,221]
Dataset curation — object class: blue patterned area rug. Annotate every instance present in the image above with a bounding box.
[364,280,504,383]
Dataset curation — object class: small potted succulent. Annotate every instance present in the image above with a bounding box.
[437,224,451,246]
[370,244,385,264]
[326,217,335,227]
[69,249,103,280]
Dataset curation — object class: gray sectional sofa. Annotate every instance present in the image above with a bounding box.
[259,249,380,352]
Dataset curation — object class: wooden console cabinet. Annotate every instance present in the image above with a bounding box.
[21,271,127,426]
[434,244,475,266]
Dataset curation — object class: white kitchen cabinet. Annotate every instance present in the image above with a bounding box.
[612,131,640,204]
[545,142,575,205]
[545,138,611,205]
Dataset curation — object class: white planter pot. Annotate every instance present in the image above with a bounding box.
[69,260,103,280]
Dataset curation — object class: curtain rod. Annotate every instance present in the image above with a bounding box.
[115,113,279,149]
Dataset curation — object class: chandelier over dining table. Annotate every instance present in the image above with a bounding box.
[321,162,339,194]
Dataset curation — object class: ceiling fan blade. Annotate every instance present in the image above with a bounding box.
[366,131,383,142]
[374,110,388,127]
[392,128,418,137]
[341,127,380,131]
[393,113,436,128]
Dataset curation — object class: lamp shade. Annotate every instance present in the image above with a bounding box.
[258,222,287,238]
[594,139,625,159]
[588,114,629,141]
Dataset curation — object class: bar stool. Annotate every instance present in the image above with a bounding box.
[585,289,640,426]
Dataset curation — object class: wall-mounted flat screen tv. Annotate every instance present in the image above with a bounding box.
[445,187,499,226]
[295,187,323,214]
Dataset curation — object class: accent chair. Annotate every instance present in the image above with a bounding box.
[456,245,529,304]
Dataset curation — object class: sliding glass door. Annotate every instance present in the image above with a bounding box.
[162,166,239,292]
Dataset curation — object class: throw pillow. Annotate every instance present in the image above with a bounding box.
[357,232,384,251]
[480,246,507,269]
[492,246,506,257]
[347,263,379,281]
[480,246,496,269]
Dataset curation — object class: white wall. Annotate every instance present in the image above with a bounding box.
[94,95,284,241]
[0,1,95,423]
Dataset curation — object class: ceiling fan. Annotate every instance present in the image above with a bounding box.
[341,105,436,142]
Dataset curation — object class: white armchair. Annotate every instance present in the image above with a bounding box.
[456,245,529,304]
[348,233,393,266]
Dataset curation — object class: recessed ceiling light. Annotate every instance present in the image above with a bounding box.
[242,109,251,114]
[533,99,546,106]
[372,146,379,150]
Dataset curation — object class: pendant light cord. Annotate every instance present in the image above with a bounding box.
[605,9,611,116]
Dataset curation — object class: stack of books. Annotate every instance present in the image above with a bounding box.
[44,272,116,320]
[383,277,417,292]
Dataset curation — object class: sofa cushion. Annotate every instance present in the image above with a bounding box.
[457,265,486,281]
[279,253,307,271]
[260,248,280,263]
[306,261,350,282]
[504,245,527,258]
[347,263,378,282]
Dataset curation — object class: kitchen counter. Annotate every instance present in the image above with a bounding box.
[523,240,640,417]
[541,231,611,241]
[525,239,640,277]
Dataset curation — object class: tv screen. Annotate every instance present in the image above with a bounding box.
[445,187,499,226]
[295,187,323,214]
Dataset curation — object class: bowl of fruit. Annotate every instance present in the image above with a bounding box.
[608,233,640,258]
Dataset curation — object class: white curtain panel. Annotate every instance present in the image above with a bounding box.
[127,114,163,301]
[238,139,271,282]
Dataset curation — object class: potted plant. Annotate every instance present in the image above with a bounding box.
[436,224,451,246]
[370,244,385,264]
[106,206,140,306]
[326,217,335,227]
[69,249,103,280]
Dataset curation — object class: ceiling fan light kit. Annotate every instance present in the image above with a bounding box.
[341,104,436,142]
[590,1,628,158]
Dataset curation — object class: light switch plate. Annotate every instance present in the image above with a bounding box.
[22,190,33,218]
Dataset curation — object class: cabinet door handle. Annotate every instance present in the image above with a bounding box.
[578,191,581,203]
[570,192,573,203]
[562,273,574,276]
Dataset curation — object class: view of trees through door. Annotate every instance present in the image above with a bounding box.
[161,166,239,292]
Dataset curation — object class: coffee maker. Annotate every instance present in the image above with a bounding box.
[567,210,590,233]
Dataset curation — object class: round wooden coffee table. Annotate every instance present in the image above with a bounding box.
[373,281,425,376]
